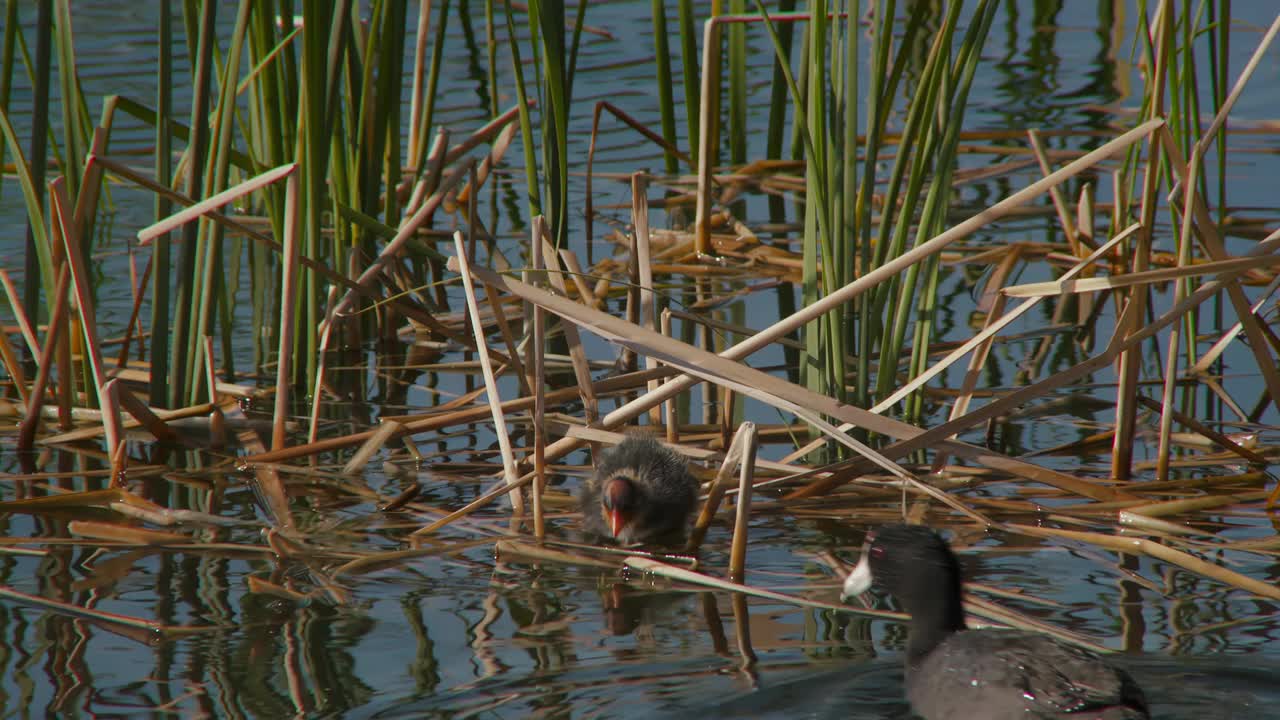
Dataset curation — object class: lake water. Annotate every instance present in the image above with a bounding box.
[2,2,1280,718]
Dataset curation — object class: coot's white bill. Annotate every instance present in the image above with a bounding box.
[841,552,872,600]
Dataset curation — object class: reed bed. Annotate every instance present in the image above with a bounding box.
[0,0,1278,675]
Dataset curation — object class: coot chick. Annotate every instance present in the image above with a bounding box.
[841,524,1149,720]
[579,435,699,546]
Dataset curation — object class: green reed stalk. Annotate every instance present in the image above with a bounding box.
[166,0,215,407]
[764,0,798,379]
[505,1,541,222]
[755,1,843,405]
[52,0,90,201]
[508,0,585,249]
[879,0,996,414]
[181,1,252,406]
[20,2,52,339]
[1,0,18,201]
[677,0,699,160]
[149,1,173,405]
[651,0,679,175]
[728,0,747,166]
[854,0,918,411]
[757,0,993,423]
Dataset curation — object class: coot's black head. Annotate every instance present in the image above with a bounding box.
[841,524,967,658]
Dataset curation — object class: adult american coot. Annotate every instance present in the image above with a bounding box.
[579,435,699,546]
[841,524,1149,720]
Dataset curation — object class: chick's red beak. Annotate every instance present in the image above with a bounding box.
[607,508,628,537]
[601,475,635,538]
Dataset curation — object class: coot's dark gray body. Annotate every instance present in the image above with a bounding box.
[842,524,1149,720]
[907,629,1148,719]
[579,435,698,546]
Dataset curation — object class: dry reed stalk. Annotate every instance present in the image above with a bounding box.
[1009,523,1280,600]
[113,383,179,444]
[450,231,522,514]
[53,178,124,473]
[324,158,470,324]
[878,224,1140,415]
[448,257,1114,504]
[479,284,529,394]
[541,238,599,426]
[584,100,695,252]
[732,592,757,672]
[1111,1,1173,482]
[688,422,755,553]
[330,538,498,578]
[692,15,722,257]
[113,251,153,369]
[962,594,1112,654]
[557,248,600,308]
[1134,395,1267,465]
[1115,513,1216,537]
[16,264,71,450]
[111,501,242,529]
[273,171,301,450]
[727,422,758,583]
[1027,128,1081,255]
[1156,127,1280,412]
[441,104,525,167]
[661,309,678,443]
[408,129,449,219]
[405,0,432,165]
[871,218,1280,495]
[0,467,166,483]
[410,472,535,536]
[530,220,547,539]
[228,404,293,531]
[137,163,297,244]
[1121,471,1266,495]
[625,556,902,619]
[0,327,26,406]
[1195,13,1280,149]
[494,540,619,569]
[1075,183,1097,325]
[307,285,339,445]
[104,153,463,342]
[454,122,517,207]
[68,520,191,546]
[106,366,257,398]
[37,402,217,446]
[0,583,216,635]
[560,121,1167,469]
[929,292,1008,474]
[631,172,663,425]
[1006,256,1280,298]
[925,224,1140,472]
[0,270,40,356]
[341,420,404,475]
[245,577,310,604]
[1194,273,1280,374]
[248,368,670,464]
[1123,490,1270,518]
